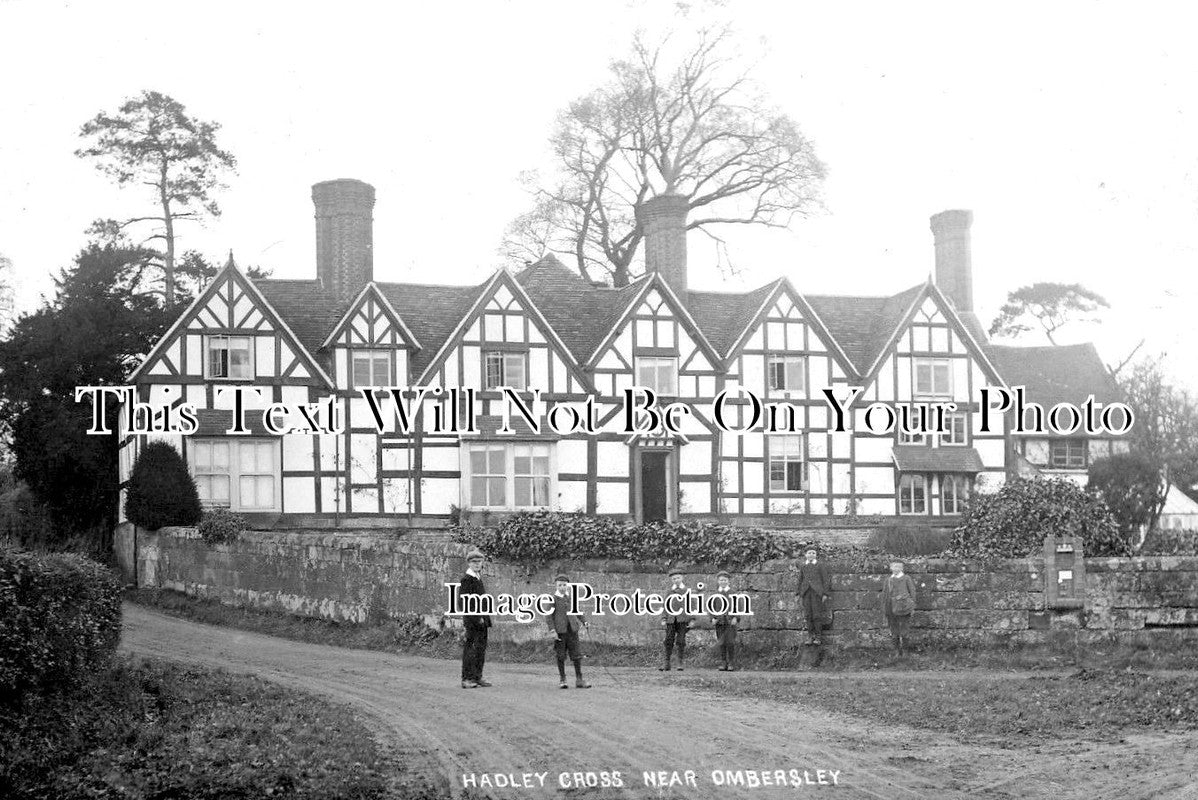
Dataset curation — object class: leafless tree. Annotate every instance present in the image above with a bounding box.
[503,28,826,285]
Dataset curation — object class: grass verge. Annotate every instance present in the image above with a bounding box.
[0,656,440,799]
[686,668,1198,744]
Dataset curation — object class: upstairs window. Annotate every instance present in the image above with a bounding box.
[352,350,392,387]
[767,355,805,392]
[636,356,678,395]
[914,358,952,398]
[768,435,806,492]
[206,335,253,380]
[484,351,528,390]
[1049,439,1087,469]
[940,411,968,446]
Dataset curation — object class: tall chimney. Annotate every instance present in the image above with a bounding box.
[638,194,689,300]
[930,209,974,312]
[313,178,375,300]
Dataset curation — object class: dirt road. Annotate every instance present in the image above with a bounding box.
[120,604,1197,800]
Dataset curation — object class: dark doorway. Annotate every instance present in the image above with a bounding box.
[640,451,669,523]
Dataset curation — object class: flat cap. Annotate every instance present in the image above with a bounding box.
[466,548,486,561]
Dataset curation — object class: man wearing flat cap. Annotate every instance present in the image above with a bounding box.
[712,571,740,671]
[460,548,492,688]
[545,574,591,689]
[659,568,692,671]
[797,546,832,646]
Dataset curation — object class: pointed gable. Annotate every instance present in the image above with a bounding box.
[320,282,421,350]
[805,283,925,376]
[587,273,721,369]
[131,263,333,387]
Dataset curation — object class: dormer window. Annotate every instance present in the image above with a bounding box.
[636,356,678,395]
[914,358,952,398]
[206,335,253,380]
[352,349,392,387]
[767,355,805,392]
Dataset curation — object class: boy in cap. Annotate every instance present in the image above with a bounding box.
[459,548,492,688]
[797,546,832,646]
[711,571,740,671]
[546,574,591,689]
[659,569,692,671]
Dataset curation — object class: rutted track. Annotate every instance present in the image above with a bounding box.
[120,604,1198,799]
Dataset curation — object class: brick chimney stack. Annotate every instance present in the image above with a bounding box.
[930,209,974,312]
[638,194,689,300]
[313,179,375,300]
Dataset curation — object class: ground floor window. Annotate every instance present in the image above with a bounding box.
[191,438,279,511]
[899,473,927,514]
[466,442,552,509]
[941,474,971,514]
[1049,438,1087,469]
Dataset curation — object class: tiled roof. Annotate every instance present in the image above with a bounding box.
[892,445,985,473]
[377,281,485,376]
[688,281,779,357]
[254,279,347,356]
[986,342,1120,407]
[805,283,924,373]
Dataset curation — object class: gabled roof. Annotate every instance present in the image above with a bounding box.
[319,282,421,350]
[986,342,1120,407]
[688,281,780,358]
[255,279,345,355]
[378,281,486,377]
[805,283,925,374]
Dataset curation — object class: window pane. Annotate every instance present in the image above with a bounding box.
[353,355,371,386]
[194,443,211,471]
[239,444,256,472]
[373,354,390,386]
[532,477,549,506]
[915,364,931,394]
[505,353,526,390]
[212,476,230,503]
[487,448,505,473]
[257,476,274,507]
[470,450,487,474]
[768,359,784,390]
[212,443,229,470]
[787,359,804,391]
[514,455,531,474]
[470,477,487,505]
[532,455,549,475]
[515,477,531,507]
[485,353,503,388]
[487,477,506,506]
[786,461,803,490]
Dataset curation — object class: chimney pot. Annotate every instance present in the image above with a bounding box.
[637,194,689,300]
[313,178,375,301]
[930,209,974,312]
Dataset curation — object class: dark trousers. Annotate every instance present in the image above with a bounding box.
[554,630,582,679]
[462,625,488,682]
[886,613,911,641]
[663,621,688,662]
[716,623,737,665]
[801,591,826,639]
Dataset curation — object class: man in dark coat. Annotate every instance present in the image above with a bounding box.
[546,574,591,689]
[712,571,740,671]
[797,547,832,645]
[459,548,492,688]
[659,569,692,671]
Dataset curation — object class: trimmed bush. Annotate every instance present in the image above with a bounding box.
[0,548,122,703]
[950,477,1130,559]
[198,507,247,545]
[456,511,870,566]
[125,442,202,530]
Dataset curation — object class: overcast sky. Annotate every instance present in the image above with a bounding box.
[1,0,1195,386]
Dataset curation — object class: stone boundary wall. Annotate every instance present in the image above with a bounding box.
[114,523,1198,649]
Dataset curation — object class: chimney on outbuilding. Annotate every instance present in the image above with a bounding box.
[313,178,375,300]
[930,209,974,312]
[638,194,689,300]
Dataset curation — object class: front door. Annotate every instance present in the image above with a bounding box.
[640,451,669,523]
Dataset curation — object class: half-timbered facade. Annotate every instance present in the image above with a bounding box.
[117,181,1126,526]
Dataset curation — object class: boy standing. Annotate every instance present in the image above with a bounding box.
[660,569,692,671]
[712,571,739,671]
[797,546,831,646]
[546,574,591,689]
[459,548,492,688]
[881,561,917,656]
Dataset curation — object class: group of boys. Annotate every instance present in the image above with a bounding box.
[458,545,854,689]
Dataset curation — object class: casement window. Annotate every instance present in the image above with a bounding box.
[914,358,952,398]
[636,356,678,395]
[351,349,391,387]
[206,335,253,379]
[467,443,552,509]
[899,474,927,515]
[897,406,927,445]
[767,355,805,392]
[1049,439,1088,469]
[191,438,279,511]
[941,474,971,515]
[939,411,968,446]
[768,435,806,492]
[484,351,528,390]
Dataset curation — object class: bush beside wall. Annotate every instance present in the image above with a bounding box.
[0,548,122,703]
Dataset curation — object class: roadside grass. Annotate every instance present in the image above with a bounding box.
[127,587,1198,673]
[0,656,442,800]
[684,668,1198,744]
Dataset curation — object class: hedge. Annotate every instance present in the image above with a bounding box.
[456,511,871,567]
[0,548,122,704]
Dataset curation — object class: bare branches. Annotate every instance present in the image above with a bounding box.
[501,28,825,285]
